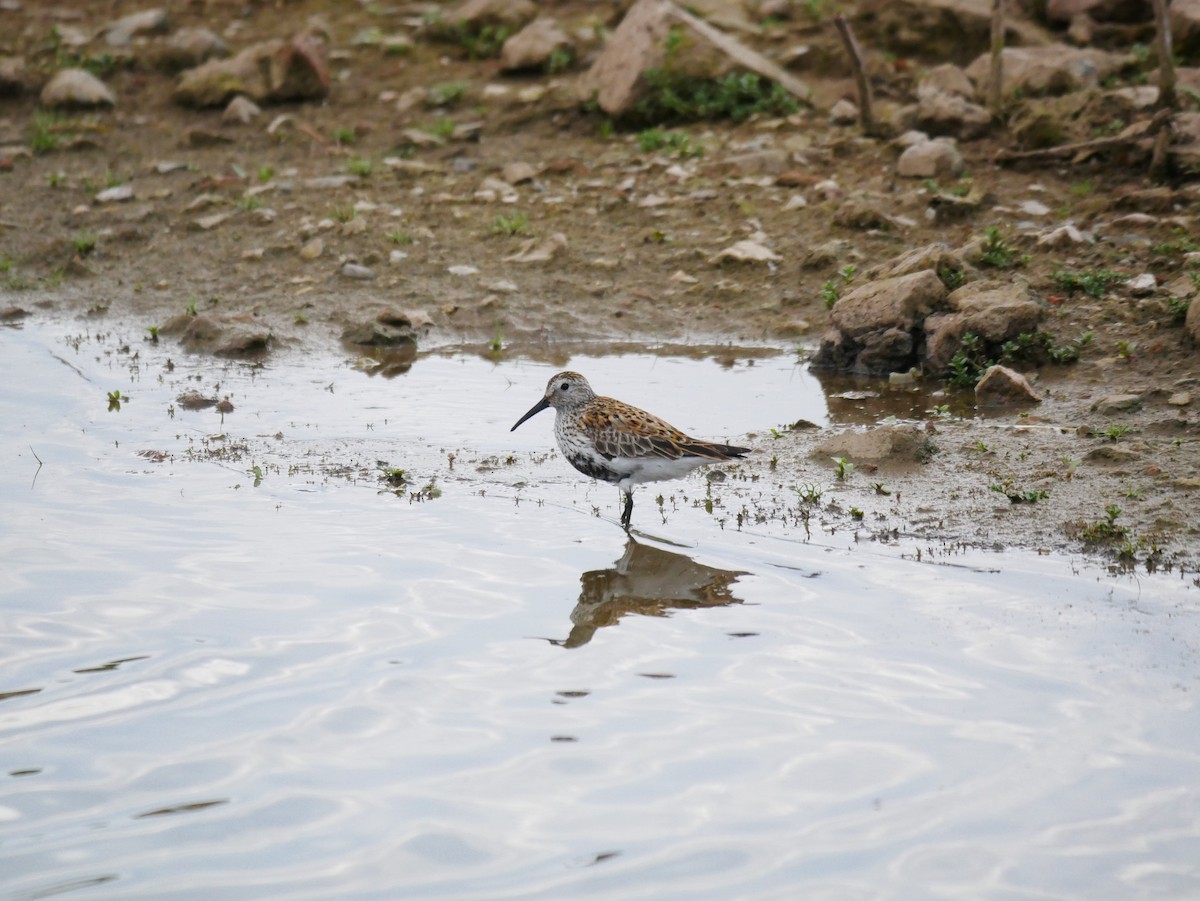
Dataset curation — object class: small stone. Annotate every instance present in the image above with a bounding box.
[975,365,1042,405]
[1091,393,1142,414]
[1167,392,1192,407]
[40,68,116,109]
[299,237,324,259]
[95,184,134,203]
[106,8,169,47]
[830,98,858,124]
[504,232,567,263]
[193,212,232,230]
[341,262,376,280]
[1127,273,1156,296]
[1037,224,1093,247]
[501,161,537,184]
[1017,199,1051,216]
[710,239,781,265]
[448,265,479,276]
[389,250,408,265]
[897,140,964,178]
[223,95,262,125]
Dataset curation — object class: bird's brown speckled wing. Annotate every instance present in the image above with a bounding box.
[581,398,747,461]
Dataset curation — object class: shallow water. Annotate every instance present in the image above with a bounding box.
[1,320,1198,900]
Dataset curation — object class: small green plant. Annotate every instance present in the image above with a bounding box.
[378,465,408,487]
[73,231,96,255]
[1070,180,1094,197]
[850,507,864,520]
[491,211,529,237]
[424,117,457,139]
[636,128,702,157]
[435,20,512,59]
[1102,424,1132,440]
[346,157,373,178]
[257,165,274,182]
[1051,268,1124,298]
[1075,504,1128,544]
[146,325,160,342]
[29,111,63,155]
[106,389,127,412]
[832,456,855,481]
[1167,294,1190,325]
[979,226,1027,269]
[1151,229,1198,257]
[47,171,66,188]
[990,481,1048,504]
[633,68,799,125]
[236,194,262,212]
[427,81,468,107]
[545,47,573,75]
[791,483,823,504]
[872,483,891,496]
[331,203,357,223]
[1115,339,1136,360]
[488,328,504,354]
[819,279,840,309]
[388,229,414,245]
[331,126,358,145]
[937,264,966,290]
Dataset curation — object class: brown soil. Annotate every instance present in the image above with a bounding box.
[2,1,1198,572]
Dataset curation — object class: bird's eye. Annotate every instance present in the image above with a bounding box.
[560,382,569,391]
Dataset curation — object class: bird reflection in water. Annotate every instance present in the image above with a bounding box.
[552,538,748,648]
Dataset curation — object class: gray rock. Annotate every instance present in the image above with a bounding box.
[175,34,329,108]
[106,8,169,47]
[814,425,934,465]
[341,263,377,280]
[975,365,1043,405]
[222,95,262,124]
[40,68,117,109]
[912,88,992,140]
[156,27,229,72]
[500,17,572,72]
[965,44,1127,99]
[170,313,272,357]
[578,0,810,117]
[95,184,134,203]
[924,280,1045,374]
[341,311,421,347]
[832,269,948,339]
[0,55,26,95]
[896,139,964,178]
[1091,393,1143,414]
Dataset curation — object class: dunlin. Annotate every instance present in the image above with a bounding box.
[511,371,751,529]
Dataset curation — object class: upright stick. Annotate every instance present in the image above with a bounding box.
[989,0,1005,115]
[1152,0,1178,111]
[833,14,879,137]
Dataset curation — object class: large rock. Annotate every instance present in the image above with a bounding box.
[40,68,116,108]
[965,44,1129,99]
[856,0,1052,63]
[923,280,1045,374]
[912,86,992,140]
[814,425,934,466]
[813,270,949,375]
[897,139,965,177]
[500,18,572,72]
[578,0,810,117]
[174,34,329,108]
[1186,297,1200,343]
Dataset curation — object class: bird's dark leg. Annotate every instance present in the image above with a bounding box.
[620,490,633,531]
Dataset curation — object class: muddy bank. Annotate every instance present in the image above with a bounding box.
[0,0,1197,570]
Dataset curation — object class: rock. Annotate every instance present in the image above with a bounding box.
[500,17,572,72]
[833,199,894,231]
[299,237,324,260]
[184,128,233,147]
[0,55,26,95]
[829,98,858,124]
[1188,297,1200,342]
[920,63,974,98]
[856,0,1053,60]
[965,45,1127,99]
[1047,0,1149,23]
[710,239,780,264]
[504,232,567,263]
[342,262,376,280]
[1173,0,1200,56]
[923,280,1045,374]
[106,8,169,47]
[156,27,229,73]
[896,139,964,178]
[171,313,272,357]
[193,212,233,230]
[175,34,329,108]
[222,95,262,124]
[911,88,992,140]
[578,0,810,118]
[867,242,969,281]
[95,184,134,203]
[814,425,933,465]
[501,161,537,183]
[40,68,117,109]
[975,365,1043,405]
[446,0,537,30]
[1036,224,1093,247]
[1127,273,1156,296]
[1085,445,1142,464]
[1091,393,1143,413]
[341,311,421,347]
[1167,392,1192,407]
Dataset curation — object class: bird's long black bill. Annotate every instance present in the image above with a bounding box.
[511,396,550,431]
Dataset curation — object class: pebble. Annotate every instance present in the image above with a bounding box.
[40,68,116,108]
[95,184,134,203]
[448,265,479,276]
[223,95,261,125]
[299,237,324,260]
[341,263,376,280]
[1127,273,1157,296]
